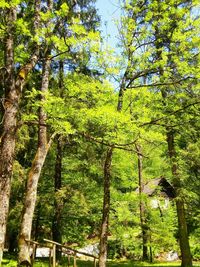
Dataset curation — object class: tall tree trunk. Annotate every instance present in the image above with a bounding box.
[136,144,149,261]
[99,70,127,266]
[52,136,63,260]
[18,55,52,266]
[117,75,126,112]
[18,0,52,263]
[99,147,113,267]
[0,2,40,264]
[155,7,192,261]
[167,131,192,267]
[52,61,64,260]
[32,203,41,241]
[0,8,16,265]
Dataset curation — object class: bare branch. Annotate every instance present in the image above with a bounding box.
[127,76,195,89]
[126,69,158,88]
[80,132,144,155]
[141,101,200,127]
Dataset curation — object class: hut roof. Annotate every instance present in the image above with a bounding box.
[139,177,175,199]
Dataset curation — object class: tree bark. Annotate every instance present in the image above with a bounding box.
[167,131,192,267]
[52,136,63,260]
[18,55,52,266]
[0,2,40,264]
[99,147,113,267]
[117,76,126,112]
[99,68,127,266]
[52,61,64,260]
[176,199,192,267]
[136,144,149,261]
[0,8,16,265]
[155,7,192,262]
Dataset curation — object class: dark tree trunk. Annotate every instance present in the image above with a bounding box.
[167,131,192,267]
[176,199,192,267]
[157,15,192,262]
[136,144,149,261]
[99,69,127,266]
[52,135,63,260]
[18,55,52,266]
[99,147,113,267]
[52,61,64,260]
[8,231,18,253]
[117,74,127,112]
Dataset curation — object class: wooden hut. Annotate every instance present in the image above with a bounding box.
[137,177,176,209]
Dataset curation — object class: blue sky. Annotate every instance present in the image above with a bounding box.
[95,0,121,48]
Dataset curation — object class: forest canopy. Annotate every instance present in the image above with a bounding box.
[0,0,199,267]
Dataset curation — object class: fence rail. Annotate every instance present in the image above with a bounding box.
[26,238,98,267]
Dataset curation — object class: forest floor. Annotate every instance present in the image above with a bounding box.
[2,255,200,267]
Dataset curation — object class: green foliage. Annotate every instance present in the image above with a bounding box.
[148,203,178,254]
[190,229,200,260]
[1,0,199,262]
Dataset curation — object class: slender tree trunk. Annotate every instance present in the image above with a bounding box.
[99,70,127,266]
[149,233,153,263]
[52,61,64,260]
[117,76,126,111]
[136,144,149,261]
[155,8,192,261]
[52,136,63,260]
[18,55,52,266]
[99,147,113,267]
[167,131,192,267]
[176,199,192,267]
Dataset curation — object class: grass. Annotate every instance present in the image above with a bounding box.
[107,260,200,267]
[2,255,200,267]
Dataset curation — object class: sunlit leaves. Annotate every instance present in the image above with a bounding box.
[84,105,137,144]
[55,2,69,17]
[0,0,9,8]
[15,18,31,37]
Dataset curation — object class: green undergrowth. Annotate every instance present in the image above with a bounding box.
[2,255,200,267]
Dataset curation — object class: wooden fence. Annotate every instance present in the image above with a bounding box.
[26,238,98,267]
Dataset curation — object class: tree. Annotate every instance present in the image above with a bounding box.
[136,144,149,261]
[0,0,40,263]
[99,146,113,267]
[17,0,102,263]
[98,72,137,266]
[118,0,199,266]
[1,0,199,265]
[52,62,64,261]
[18,49,53,266]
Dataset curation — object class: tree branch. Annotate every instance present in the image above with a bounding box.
[15,0,41,90]
[80,132,144,155]
[141,101,200,127]
[126,69,158,88]
[127,76,194,89]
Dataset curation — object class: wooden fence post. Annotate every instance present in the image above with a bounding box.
[31,243,37,266]
[49,247,51,267]
[53,244,56,267]
[43,238,99,267]
[94,257,97,267]
[73,252,77,267]
[67,255,71,267]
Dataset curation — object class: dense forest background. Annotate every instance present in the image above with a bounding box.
[0,0,199,266]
